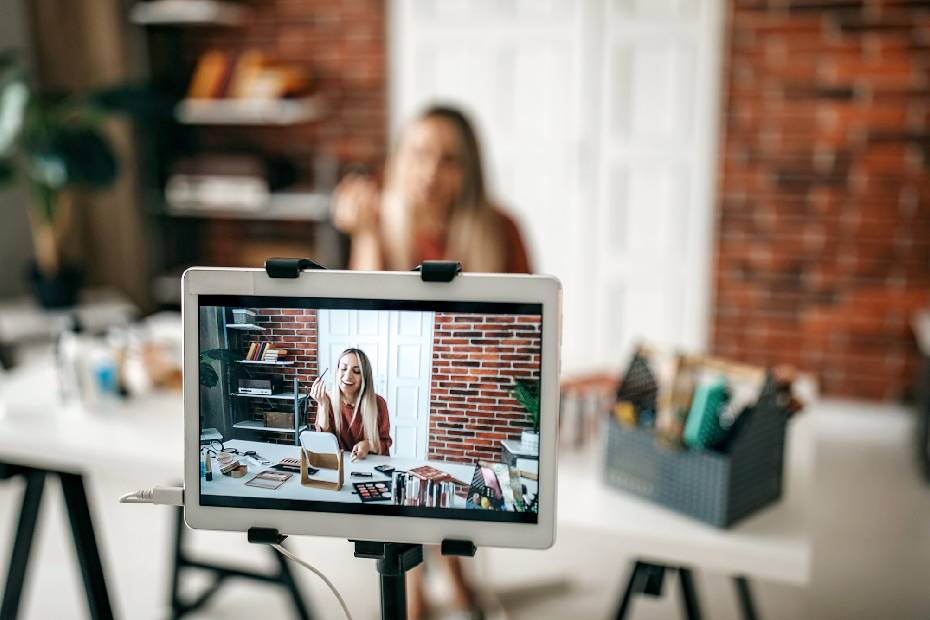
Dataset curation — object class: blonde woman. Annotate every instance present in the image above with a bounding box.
[333,105,531,620]
[311,348,391,460]
[332,105,530,273]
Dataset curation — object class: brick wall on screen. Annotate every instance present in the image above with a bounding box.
[713,0,930,400]
[428,314,542,464]
[237,309,319,441]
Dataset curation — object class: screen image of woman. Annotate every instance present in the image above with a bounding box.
[311,348,392,461]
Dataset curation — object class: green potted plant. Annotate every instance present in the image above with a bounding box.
[0,50,143,307]
[511,378,540,454]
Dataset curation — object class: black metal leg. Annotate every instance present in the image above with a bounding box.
[59,471,115,620]
[273,544,312,620]
[734,575,759,620]
[170,507,314,619]
[1,469,45,620]
[169,506,186,617]
[677,568,702,620]
[615,561,646,620]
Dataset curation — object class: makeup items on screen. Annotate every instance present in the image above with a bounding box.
[391,472,453,507]
[353,481,392,502]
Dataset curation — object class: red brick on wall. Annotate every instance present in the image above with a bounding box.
[428,314,543,464]
[713,0,930,400]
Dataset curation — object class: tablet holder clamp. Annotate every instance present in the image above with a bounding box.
[260,258,475,620]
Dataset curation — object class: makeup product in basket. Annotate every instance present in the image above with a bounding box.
[353,481,392,502]
[408,464,466,486]
[683,376,730,450]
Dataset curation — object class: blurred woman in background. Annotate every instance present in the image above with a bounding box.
[332,105,530,274]
[332,104,531,619]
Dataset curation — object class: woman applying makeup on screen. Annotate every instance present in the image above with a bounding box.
[311,348,392,460]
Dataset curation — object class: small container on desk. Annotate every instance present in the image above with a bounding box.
[605,377,788,528]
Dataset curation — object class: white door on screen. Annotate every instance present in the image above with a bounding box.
[317,309,434,459]
[389,0,723,371]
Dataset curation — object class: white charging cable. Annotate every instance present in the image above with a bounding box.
[120,486,353,619]
[119,485,184,506]
[272,543,353,620]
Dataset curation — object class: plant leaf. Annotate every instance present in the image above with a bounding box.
[199,361,218,388]
[201,348,244,363]
[56,127,118,188]
[0,158,13,185]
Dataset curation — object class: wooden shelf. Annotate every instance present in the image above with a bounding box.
[232,420,295,434]
[175,97,327,125]
[225,323,265,331]
[236,360,294,366]
[165,190,330,222]
[130,0,247,26]
[230,392,307,401]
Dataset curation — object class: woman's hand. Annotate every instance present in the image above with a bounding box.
[351,440,371,462]
[310,376,329,407]
[331,174,381,236]
[311,377,331,430]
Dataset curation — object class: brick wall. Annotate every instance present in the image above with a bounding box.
[236,309,319,440]
[713,0,930,400]
[428,314,543,463]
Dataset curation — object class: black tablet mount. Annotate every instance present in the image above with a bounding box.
[256,257,474,620]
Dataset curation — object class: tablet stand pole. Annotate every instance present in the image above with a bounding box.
[352,539,478,620]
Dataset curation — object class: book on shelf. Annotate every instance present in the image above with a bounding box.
[243,342,288,362]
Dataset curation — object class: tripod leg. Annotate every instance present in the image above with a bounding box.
[1,468,45,620]
[59,472,115,620]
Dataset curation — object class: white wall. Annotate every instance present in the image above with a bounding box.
[0,0,34,298]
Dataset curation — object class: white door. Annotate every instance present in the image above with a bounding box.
[389,0,723,372]
[594,0,724,362]
[317,310,434,458]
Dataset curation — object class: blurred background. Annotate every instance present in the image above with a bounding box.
[0,0,928,619]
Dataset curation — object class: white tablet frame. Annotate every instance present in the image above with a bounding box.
[182,267,561,549]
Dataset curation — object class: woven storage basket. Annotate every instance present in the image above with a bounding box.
[605,362,788,528]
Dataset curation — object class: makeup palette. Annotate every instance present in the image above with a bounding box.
[353,481,392,503]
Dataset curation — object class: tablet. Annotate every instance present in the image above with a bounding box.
[183,267,561,549]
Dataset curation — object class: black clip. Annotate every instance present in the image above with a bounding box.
[440,539,477,557]
[414,260,462,282]
[248,527,287,545]
[265,257,327,279]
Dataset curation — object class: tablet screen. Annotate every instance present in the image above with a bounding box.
[198,295,542,524]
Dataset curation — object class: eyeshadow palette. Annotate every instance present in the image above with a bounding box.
[352,481,392,503]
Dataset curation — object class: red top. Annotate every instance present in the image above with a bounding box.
[413,209,532,274]
[318,394,392,455]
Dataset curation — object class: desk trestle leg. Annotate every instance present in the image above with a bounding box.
[615,560,761,620]
[169,507,312,619]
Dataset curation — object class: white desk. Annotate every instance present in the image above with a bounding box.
[0,352,812,618]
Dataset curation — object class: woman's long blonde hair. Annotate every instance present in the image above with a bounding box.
[381,105,507,272]
[329,348,381,455]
